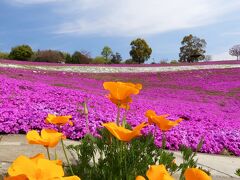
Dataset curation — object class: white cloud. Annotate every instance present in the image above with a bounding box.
[212,51,236,61]
[7,0,240,36]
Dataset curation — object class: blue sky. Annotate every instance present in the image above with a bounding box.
[0,0,240,62]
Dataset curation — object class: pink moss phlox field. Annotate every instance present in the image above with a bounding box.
[1,59,240,67]
[0,67,239,156]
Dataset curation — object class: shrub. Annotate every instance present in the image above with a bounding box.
[9,44,33,61]
[92,56,107,64]
[124,59,136,64]
[67,51,92,64]
[63,52,72,64]
[32,50,65,63]
[0,52,9,59]
[160,59,168,64]
[170,60,178,64]
[110,52,122,64]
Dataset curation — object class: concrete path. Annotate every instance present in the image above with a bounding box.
[0,63,240,73]
[0,134,239,179]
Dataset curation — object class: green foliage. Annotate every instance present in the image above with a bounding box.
[160,60,168,64]
[236,168,240,177]
[124,59,137,64]
[179,34,206,63]
[68,51,92,64]
[129,38,152,64]
[64,53,72,64]
[67,130,178,180]
[178,138,207,180]
[92,56,107,64]
[170,60,178,64]
[110,52,122,64]
[0,52,9,59]
[101,46,113,61]
[67,127,206,180]
[9,44,33,61]
[32,50,65,63]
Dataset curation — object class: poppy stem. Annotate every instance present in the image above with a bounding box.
[46,147,51,160]
[116,104,120,125]
[162,132,166,149]
[122,109,128,128]
[60,139,74,175]
[83,99,90,134]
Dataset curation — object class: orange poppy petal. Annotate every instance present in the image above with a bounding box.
[4,174,28,180]
[184,168,212,180]
[26,130,48,146]
[62,176,81,180]
[37,158,64,179]
[8,156,37,179]
[41,129,63,148]
[146,165,174,180]
[103,122,147,142]
[135,176,146,180]
[103,82,139,100]
[30,153,45,163]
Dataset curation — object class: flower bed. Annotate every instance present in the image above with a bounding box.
[1,59,240,67]
[0,67,239,155]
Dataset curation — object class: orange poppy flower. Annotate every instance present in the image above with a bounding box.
[5,154,80,180]
[136,164,174,180]
[102,122,148,142]
[26,129,64,148]
[145,110,169,124]
[46,114,73,126]
[145,110,182,131]
[184,168,212,180]
[103,82,142,108]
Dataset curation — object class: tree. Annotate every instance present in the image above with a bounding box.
[101,46,113,61]
[32,50,65,63]
[92,56,107,64]
[229,44,240,60]
[9,44,33,61]
[204,55,212,62]
[110,52,122,64]
[179,34,206,63]
[0,52,9,59]
[64,53,72,64]
[129,38,152,64]
[69,51,92,64]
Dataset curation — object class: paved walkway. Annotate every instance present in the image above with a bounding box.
[0,63,240,73]
[0,134,239,179]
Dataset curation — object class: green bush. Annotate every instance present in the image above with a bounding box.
[66,51,92,64]
[67,129,205,180]
[110,52,122,64]
[124,59,136,64]
[32,50,65,63]
[170,60,179,64]
[9,44,33,61]
[0,52,9,59]
[92,56,107,64]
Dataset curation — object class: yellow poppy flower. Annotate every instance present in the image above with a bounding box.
[184,168,212,180]
[145,110,182,131]
[26,129,64,148]
[136,164,174,180]
[46,114,73,126]
[102,122,148,142]
[103,82,142,108]
[5,154,80,180]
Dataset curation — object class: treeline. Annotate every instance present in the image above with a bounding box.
[0,35,210,64]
